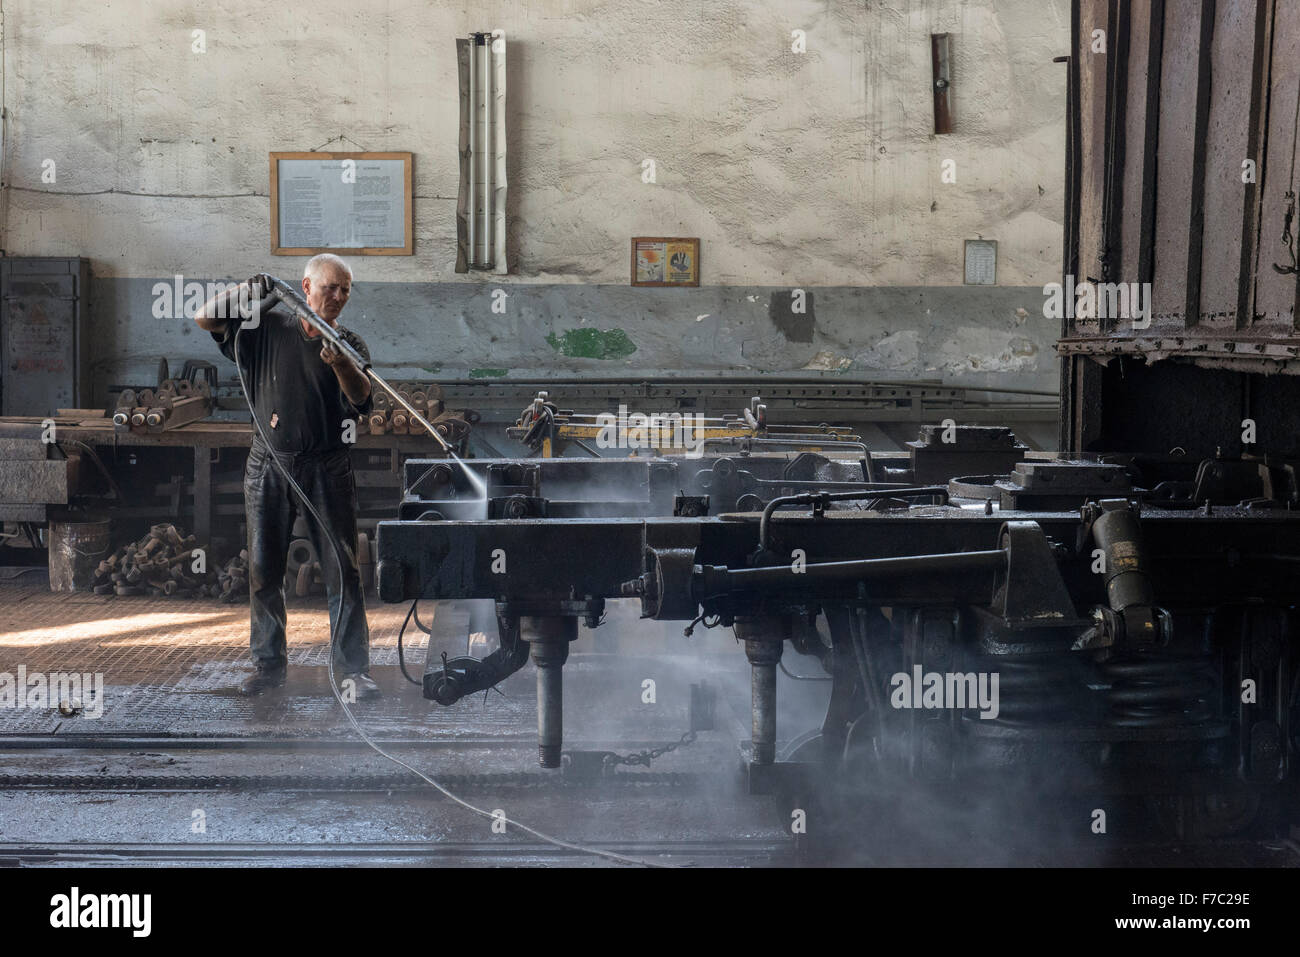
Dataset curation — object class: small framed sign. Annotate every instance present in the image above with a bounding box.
[631,237,700,286]
[963,239,998,285]
[270,151,414,256]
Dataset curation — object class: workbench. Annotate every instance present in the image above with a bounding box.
[2,415,449,548]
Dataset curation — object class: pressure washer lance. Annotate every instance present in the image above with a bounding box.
[267,278,455,453]
[233,279,658,868]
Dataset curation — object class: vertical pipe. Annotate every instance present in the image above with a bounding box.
[491,31,508,275]
[750,654,777,764]
[535,652,563,767]
[526,617,575,768]
[741,635,783,766]
[467,35,477,268]
[481,32,492,267]
[736,617,787,766]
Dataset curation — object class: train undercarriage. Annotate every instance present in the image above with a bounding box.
[374,444,1300,848]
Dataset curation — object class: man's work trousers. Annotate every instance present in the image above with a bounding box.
[243,440,370,674]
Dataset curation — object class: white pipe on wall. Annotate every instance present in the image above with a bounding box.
[466,35,477,268]
[490,30,507,274]
[462,30,506,272]
[479,31,491,266]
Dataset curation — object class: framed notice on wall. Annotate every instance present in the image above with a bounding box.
[270,152,414,255]
[631,237,700,286]
[963,239,997,285]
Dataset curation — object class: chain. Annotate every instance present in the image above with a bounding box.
[602,730,698,768]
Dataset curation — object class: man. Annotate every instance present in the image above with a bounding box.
[195,254,380,699]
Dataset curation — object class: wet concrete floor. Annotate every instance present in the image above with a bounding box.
[1,583,1296,866]
[0,584,798,865]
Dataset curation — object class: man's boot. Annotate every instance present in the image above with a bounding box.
[339,672,382,700]
[240,666,287,696]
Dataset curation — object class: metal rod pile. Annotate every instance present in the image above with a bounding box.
[357,380,473,445]
[112,379,213,434]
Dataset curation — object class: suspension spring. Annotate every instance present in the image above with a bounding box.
[984,654,1092,726]
[1099,651,1216,728]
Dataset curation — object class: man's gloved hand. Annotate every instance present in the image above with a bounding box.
[245,273,277,302]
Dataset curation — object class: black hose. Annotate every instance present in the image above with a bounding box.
[759,486,949,551]
[397,599,426,686]
[779,661,830,682]
[231,287,662,867]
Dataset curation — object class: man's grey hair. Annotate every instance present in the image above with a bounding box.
[304,253,353,282]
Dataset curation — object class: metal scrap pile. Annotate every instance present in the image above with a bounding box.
[91,523,221,598]
[216,550,249,603]
[88,527,371,601]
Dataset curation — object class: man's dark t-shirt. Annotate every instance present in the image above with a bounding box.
[214,302,374,454]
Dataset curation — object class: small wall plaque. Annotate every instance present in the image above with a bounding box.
[631,237,700,287]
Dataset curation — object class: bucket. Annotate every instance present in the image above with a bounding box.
[47,516,112,592]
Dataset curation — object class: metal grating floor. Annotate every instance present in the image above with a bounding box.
[0,583,749,742]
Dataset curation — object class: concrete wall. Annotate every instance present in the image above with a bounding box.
[1,0,1069,398]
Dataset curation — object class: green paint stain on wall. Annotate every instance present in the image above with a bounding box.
[545,328,637,360]
[469,368,508,378]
